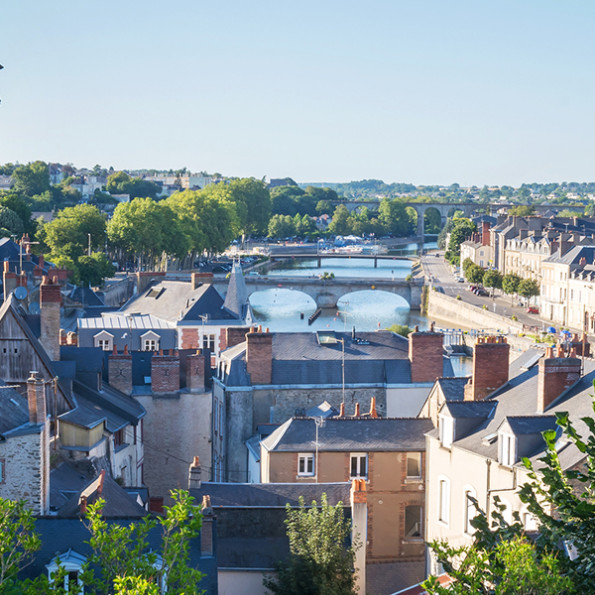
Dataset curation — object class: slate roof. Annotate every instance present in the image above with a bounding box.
[0,384,32,435]
[59,380,145,432]
[220,330,453,387]
[436,353,595,471]
[222,261,251,320]
[68,286,104,307]
[504,415,558,435]
[189,481,351,508]
[120,280,238,323]
[443,400,497,419]
[436,377,469,401]
[544,244,595,265]
[261,417,433,453]
[58,472,147,518]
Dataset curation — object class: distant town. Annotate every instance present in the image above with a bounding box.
[0,159,592,594]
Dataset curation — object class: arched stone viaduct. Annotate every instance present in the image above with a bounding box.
[332,201,561,239]
[212,275,424,310]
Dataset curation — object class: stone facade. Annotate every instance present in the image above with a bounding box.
[0,424,49,514]
[136,390,211,501]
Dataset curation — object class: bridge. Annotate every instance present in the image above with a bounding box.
[331,201,564,243]
[268,252,414,268]
[213,275,424,309]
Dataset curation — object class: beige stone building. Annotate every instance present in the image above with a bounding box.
[260,414,433,594]
[423,337,594,577]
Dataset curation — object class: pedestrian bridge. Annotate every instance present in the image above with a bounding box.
[213,275,424,309]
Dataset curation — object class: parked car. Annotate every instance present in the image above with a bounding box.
[527,307,539,314]
[474,287,489,297]
[456,277,464,283]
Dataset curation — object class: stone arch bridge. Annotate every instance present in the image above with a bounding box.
[213,275,424,309]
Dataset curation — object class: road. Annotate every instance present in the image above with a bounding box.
[420,252,551,333]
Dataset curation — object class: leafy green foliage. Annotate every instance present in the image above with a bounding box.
[519,393,595,590]
[446,217,476,265]
[518,278,540,300]
[466,263,485,284]
[107,171,161,200]
[502,273,521,297]
[424,498,572,595]
[508,205,536,217]
[82,489,204,595]
[11,161,50,197]
[264,494,358,595]
[386,324,412,336]
[482,269,503,294]
[77,253,116,287]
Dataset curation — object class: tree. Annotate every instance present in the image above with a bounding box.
[466,264,485,285]
[482,269,503,297]
[502,273,521,305]
[461,258,475,276]
[0,205,24,237]
[226,178,271,236]
[83,489,204,595]
[315,200,333,216]
[267,214,295,239]
[446,218,476,265]
[508,205,535,217]
[0,499,41,590]
[78,253,116,287]
[0,192,34,234]
[41,204,107,261]
[518,279,540,302]
[263,494,358,595]
[328,205,351,236]
[378,198,413,237]
[11,161,50,197]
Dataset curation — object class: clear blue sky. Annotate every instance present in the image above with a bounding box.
[2,1,595,186]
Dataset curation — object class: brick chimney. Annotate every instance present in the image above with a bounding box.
[108,345,133,395]
[537,348,581,413]
[151,350,180,393]
[188,456,202,489]
[201,495,214,556]
[481,221,491,246]
[246,329,273,384]
[186,349,207,391]
[464,336,510,401]
[27,370,46,424]
[191,271,214,290]
[408,323,444,383]
[225,326,255,349]
[3,261,16,300]
[136,271,166,295]
[40,276,62,361]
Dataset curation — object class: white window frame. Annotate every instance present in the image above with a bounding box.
[463,485,477,535]
[405,452,422,480]
[297,453,315,477]
[141,331,160,352]
[46,550,86,592]
[439,415,454,448]
[93,331,114,351]
[499,432,516,466]
[202,333,216,351]
[438,475,450,525]
[350,452,368,479]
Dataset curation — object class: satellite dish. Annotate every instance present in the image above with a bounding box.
[14,286,27,300]
[29,302,40,315]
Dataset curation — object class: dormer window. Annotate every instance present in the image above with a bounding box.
[499,432,516,466]
[439,414,454,448]
[140,331,160,352]
[93,331,114,351]
[46,549,86,591]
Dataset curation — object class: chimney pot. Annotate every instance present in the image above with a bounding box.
[339,402,345,417]
[353,402,360,417]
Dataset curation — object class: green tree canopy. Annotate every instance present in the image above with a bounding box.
[226,178,271,236]
[518,278,540,300]
[328,205,351,236]
[264,494,358,595]
[502,273,521,297]
[12,161,50,197]
[482,269,503,295]
[41,204,106,261]
[0,205,24,237]
[466,263,485,285]
[446,217,476,265]
[78,253,116,287]
[508,205,535,217]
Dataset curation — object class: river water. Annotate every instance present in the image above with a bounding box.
[248,244,471,376]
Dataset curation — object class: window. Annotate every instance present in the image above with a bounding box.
[499,433,516,466]
[143,339,158,351]
[439,415,454,448]
[464,486,477,534]
[114,428,125,448]
[350,453,368,479]
[298,453,314,476]
[47,550,86,592]
[406,452,422,479]
[404,505,423,539]
[202,334,216,351]
[438,476,450,524]
[93,331,114,351]
[523,510,538,532]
